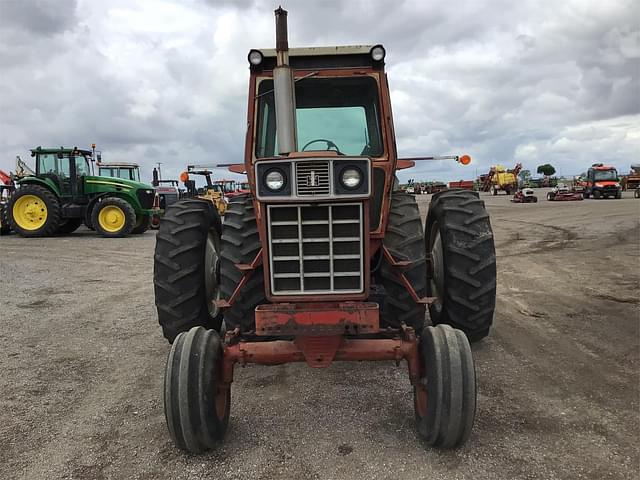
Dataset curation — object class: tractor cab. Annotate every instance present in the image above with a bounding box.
[98,162,141,182]
[33,147,93,199]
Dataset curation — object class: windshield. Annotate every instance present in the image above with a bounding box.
[593,169,618,181]
[255,76,383,158]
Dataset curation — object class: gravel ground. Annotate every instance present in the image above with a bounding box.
[0,190,638,480]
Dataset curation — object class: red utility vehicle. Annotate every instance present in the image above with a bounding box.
[154,8,496,453]
[581,164,622,199]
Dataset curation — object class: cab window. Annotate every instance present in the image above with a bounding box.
[38,153,70,177]
[75,156,91,176]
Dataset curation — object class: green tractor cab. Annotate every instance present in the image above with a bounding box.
[8,146,155,237]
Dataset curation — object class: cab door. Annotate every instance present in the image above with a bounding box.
[37,153,73,197]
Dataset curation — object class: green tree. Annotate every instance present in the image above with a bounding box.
[537,164,556,176]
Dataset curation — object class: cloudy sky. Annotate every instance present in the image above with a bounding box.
[0,0,638,183]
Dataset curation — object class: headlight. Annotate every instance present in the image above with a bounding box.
[248,49,263,66]
[370,45,386,62]
[341,167,362,189]
[265,169,285,191]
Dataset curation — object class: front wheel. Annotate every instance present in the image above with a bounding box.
[414,324,476,448]
[92,197,136,237]
[593,190,602,199]
[164,327,229,452]
[425,190,496,342]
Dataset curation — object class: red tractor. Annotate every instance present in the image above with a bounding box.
[154,8,496,453]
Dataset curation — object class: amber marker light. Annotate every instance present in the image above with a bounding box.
[459,155,471,165]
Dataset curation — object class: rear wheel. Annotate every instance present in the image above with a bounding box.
[414,324,476,448]
[379,193,427,330]
[154,199,222,343]
[56,218,83,234]
[164,327,229,453]
[9,184,61,237]
[92,197,135,237]
[593,190,602,199]
[219,194,265,332]
[425,190,496,342]
[583,192,589,199]
[0,203,10,235]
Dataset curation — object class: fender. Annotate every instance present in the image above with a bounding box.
[17,177,61,197]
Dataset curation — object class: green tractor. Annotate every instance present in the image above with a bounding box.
[8,146,156,237]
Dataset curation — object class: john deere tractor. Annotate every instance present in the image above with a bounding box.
[154,8,496,453]
[9,146,155,237]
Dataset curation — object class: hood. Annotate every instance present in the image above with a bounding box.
[86,175,154,190]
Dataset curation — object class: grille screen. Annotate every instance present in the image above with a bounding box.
[268,203,363,295]
[296,161,330,196]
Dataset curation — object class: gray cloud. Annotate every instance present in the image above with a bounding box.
[0,0,638,184]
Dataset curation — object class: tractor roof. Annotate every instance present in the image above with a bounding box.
[98,162,140,168]
[256,45,382,70]
[31,146,92,155]
[591,164,616,170]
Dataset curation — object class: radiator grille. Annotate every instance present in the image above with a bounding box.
[267,203,363,295]
[296,161,330,196]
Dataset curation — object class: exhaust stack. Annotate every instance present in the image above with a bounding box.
[273,7,297,155]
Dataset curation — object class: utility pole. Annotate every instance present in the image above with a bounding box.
[156,162,163,180]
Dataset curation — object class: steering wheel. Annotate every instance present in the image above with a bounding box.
[301,138,343,155]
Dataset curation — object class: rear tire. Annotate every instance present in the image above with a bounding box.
[379,193,426,330]
[154,199,223,343]
[164,327,229,453]
[219,194,265,332]
[0,203,10,235]
[8,184,61,237]
[425,190,496,342]
[92,197,136,237]
[414,324,476,448]
[593,190,601,199]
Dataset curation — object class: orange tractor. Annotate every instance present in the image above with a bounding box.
[154,8,496,453]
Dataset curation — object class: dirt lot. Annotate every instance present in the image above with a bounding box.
[1,190,638,480]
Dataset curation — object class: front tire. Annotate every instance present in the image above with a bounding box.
[164,327,229,453]
[425,190,496,342]
[379,193,427,330]
[8,184,61,237]
[414,324,476,448]
[154,199,223,343]
[92,197,135,237]
[593,190,602,199]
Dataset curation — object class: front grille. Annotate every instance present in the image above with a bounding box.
[136,189,155,209]
[296,161,330,196]
[267,203,363,295]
